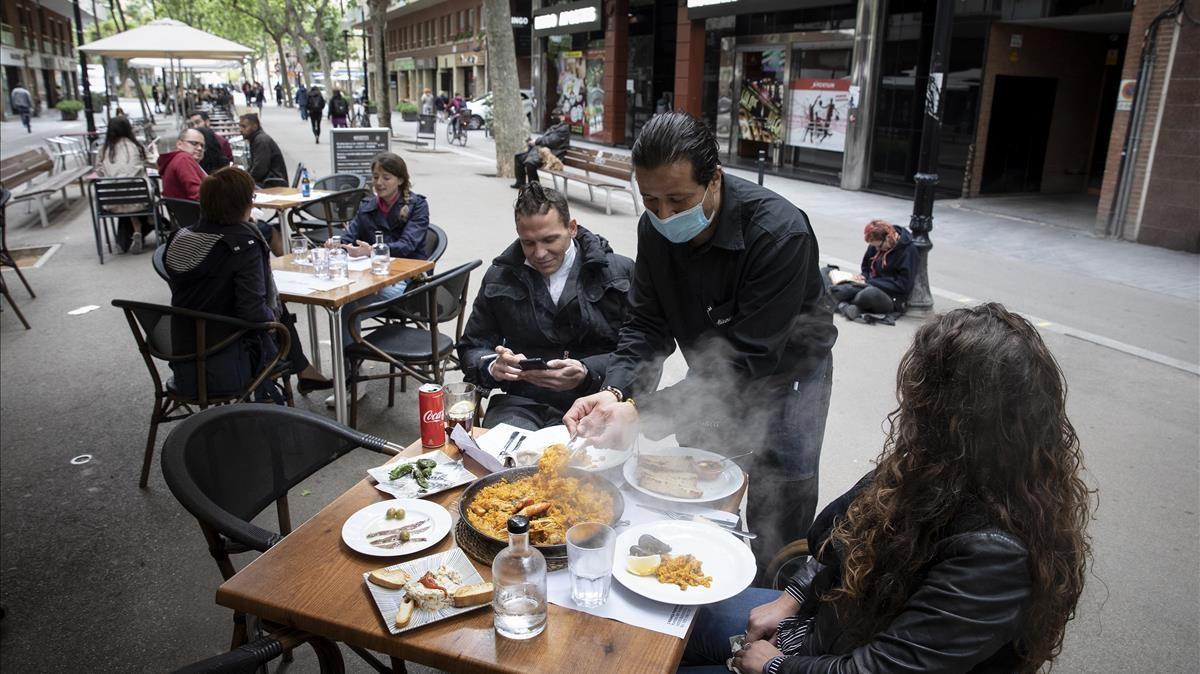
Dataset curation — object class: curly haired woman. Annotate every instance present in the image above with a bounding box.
[680,303,1093,674]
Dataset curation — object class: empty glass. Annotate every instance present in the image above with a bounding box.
[310,247,330,279]
[290,236,310,265]
[328,247,348,280]
[566,522,616,608]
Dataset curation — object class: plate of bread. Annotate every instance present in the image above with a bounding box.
[622,447,745,503]
[363,547,494,634]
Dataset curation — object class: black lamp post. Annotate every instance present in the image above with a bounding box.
[906,0,955,311]
[71,0,96,134]
[341,28,352,92]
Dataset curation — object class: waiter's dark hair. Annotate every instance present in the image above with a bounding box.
[514,181,571,228]
[238,113,260,128]
[200,167,255,224]
[632,112,720,185]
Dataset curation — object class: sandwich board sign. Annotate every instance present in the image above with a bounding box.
[331,128,391,181]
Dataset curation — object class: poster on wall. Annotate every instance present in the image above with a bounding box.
[737,49,785,145]
[584,49,605,136]
[786,78,850,153]
[557,51,587,134]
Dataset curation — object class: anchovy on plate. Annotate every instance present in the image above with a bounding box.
[366,519,430,539]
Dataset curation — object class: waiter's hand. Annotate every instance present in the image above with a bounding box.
[520,359,587,392]
[488,345,526,382]
[564,391,639,449]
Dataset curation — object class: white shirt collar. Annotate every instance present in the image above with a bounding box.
[525,239,577,304]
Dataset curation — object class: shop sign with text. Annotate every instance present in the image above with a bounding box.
[533,0,602,37]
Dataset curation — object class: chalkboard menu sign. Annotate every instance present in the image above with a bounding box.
[330,128,390,180]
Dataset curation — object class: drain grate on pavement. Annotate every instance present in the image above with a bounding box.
[4,243,60,269]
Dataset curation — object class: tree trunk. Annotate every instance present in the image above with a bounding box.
[483,0,527,178]
[368,0,391,131]
[318,42,333,96]
[289,31,306,92]
[273,34,294,105]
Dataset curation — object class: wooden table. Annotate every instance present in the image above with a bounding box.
[253,187,338,253]
[216,434,747,673]
[271,253,434,423]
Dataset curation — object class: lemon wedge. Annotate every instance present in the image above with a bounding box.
[626,554,662,576]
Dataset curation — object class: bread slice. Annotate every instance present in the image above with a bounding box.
[452,581,494,608]
[637,469,703,499]
[394,597,416,628]
[638,455,696,473]
[368,567,412,590]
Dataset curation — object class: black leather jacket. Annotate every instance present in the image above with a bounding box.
[778,475,1033,673]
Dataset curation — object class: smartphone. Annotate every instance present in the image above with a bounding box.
[518,358,549,370]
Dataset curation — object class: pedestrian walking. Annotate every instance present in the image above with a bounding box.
[151,82,162,113]
[275,83,284,107]
[328,89,350,128]
[435,91,447,121]
[296,84,308,120]
[241,81,252,106]
[254,82,265,110]
[10,82,33,133]
[306,85,326,143]
[420,88,434,116]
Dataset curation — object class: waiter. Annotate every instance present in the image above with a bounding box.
[564,112,836,575]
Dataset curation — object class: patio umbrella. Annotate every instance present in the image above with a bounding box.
[128,58,243,72]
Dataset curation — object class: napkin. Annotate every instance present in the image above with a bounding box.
[451,426,505,473]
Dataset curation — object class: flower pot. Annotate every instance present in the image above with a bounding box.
[401,111,418,122]
[60,110,79,121]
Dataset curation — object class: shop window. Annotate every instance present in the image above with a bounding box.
[1,23,14,47]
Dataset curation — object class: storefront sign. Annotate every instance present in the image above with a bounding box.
[415,58,435,69]
[330,128,391,181]
[0,47,27,67]
[511,16,529,27]
[395,57,415,71]
[533,0,602,37]
[786,78,849,153]
[456,52,486,67]
[1116,79,1136,111]
[687,0,838,21]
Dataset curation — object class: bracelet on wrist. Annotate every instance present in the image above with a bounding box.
[600,385,624,402]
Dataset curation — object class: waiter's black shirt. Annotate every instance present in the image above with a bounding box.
[605,173,836,432]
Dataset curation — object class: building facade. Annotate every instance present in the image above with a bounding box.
[1,0,90,121]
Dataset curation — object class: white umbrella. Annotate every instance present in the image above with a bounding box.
[77,18,253,60]
[128,58,242,72]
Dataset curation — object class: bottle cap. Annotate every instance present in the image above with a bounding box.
[507,515,529,534]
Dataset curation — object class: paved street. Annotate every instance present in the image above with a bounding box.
[1,102,1197,672]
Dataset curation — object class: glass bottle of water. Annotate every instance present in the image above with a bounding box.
[300,168,311,198]
[492,515,547,640]
[371,231,390,275]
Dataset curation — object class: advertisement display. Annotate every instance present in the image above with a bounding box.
[736,49,785,145]
[558,51,587,134]
[786,78,850,153]
[584,49,605,136]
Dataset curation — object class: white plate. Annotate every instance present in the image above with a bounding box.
[367,450,476,500]
[363,547,489,634]
[341,499,452,557]
[611,520,756,606]
[477,424,632,473]
[622,447,745,503]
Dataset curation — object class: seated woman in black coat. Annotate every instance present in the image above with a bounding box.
[164,167,331,398]
[827,219,917,316]
[680,303,1092,674]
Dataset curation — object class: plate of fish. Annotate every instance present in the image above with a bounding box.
[341,498,452,557]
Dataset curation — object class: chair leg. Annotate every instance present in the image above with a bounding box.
[388,365,396,408]
[1,283,31,330]
[11,264,35,298]
[349,371,360,428]
[139,403,163,488]
[231,611,248,649]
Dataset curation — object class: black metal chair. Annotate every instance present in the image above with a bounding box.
[290,162,306,188]
[171,627,344,674]
[345,260,481,427]
[90,176,160,264]
[0,187,33,329]
[112,299,296,488]
[161,405,400,650]
[286,188,369,246]
[314,173,365,192]
[423,223,448,264]
[162,197,202,234]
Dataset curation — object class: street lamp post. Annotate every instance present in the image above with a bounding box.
[71,0,96,134]
[342,29,352,92]
[906,0,955,311]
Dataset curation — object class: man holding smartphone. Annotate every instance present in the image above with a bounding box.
[457,183,638,431]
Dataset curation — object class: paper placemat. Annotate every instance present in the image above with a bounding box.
[546,569,695,639]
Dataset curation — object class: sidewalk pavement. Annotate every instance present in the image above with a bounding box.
[0,102,1195,673]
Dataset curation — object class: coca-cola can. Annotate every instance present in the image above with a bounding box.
[418,383,446,448]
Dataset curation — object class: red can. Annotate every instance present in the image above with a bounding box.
[418,383,446,448]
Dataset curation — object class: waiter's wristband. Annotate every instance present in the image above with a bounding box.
[601,386,626,403]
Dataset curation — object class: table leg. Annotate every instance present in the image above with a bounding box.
[306,305,321,373]
[328,307,348,425]
[280,207,293,254]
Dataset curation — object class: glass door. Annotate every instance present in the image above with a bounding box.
[734,48,786,160]
[782,46,851,173]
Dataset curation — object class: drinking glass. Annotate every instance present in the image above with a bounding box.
[328,247,348,280]
[566,522,616,608]
[310,246,330,279]
[443,382,477,435]
[290,236,310,265]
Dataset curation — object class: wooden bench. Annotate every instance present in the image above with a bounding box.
[0,148,91,228]
[542,147,641,215]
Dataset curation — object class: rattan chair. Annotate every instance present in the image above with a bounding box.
[345,260,481,427]
[162,197,201,234]
[286,188,369,246]
[112,299,296,488]
[161,405,400,648]
[170,628,344,674]
[152,244,170,283]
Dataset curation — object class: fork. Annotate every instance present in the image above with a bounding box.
[648,508,757,540]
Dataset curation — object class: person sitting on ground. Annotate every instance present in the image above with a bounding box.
[510,114,571,189]
[238,113,288,188]
[825,219,917,319]
[328,89,350,129]
[188,110,233,174]
[306,86,326,143]
[164,167,332,399]
[95,116,159,254]
[324,152,430,353]
[158,128,208,202]
[457,183,634,430]
[680,303,1092,674]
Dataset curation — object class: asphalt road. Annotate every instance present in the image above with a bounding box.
[1,102,1196,672]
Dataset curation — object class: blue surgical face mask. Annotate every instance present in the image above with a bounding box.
[645,185,713,244]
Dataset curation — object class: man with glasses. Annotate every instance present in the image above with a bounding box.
[188,110,233,174]
[158,129,208,201]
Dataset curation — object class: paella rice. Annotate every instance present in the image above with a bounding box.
[466,444,615,545]
[655,553,712,590]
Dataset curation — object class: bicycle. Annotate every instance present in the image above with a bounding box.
[446,110,469,147]
[350,101,370,128]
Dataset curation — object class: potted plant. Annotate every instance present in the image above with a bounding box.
[56,99,84,121]
[396,100,419,122]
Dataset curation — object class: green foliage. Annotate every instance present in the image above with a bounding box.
[395,100,418,114]
[55,99,85,112]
